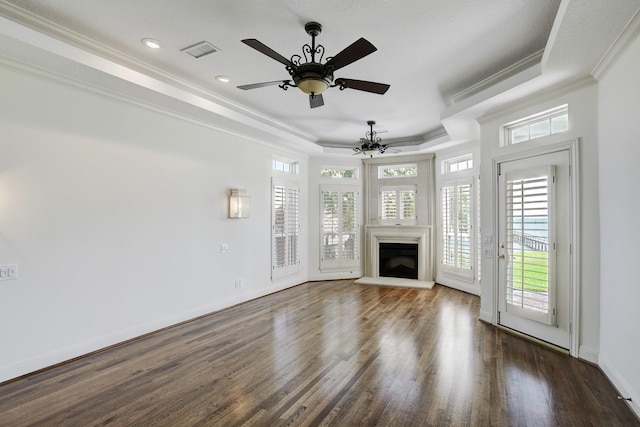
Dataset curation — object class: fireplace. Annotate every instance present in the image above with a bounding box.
[355,225,434,289]
[379,242,419,279]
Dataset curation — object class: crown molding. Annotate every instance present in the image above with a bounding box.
[592,8,640,80]
[0,1,317,147]
[450,50,544,105]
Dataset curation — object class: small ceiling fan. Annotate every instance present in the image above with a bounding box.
[354,120,388,157]
[237,22,390,108]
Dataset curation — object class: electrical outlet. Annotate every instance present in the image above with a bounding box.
[0,264,18,281]
[234,278,243,288]
[220,243,228,253]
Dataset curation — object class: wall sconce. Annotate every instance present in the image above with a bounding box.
[229,189,250,218]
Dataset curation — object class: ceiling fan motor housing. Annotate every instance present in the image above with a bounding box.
[292,62,333,95]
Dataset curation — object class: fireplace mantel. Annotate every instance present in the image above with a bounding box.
[355,225,435,289]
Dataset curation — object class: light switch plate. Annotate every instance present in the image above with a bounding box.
[0,264,18,280]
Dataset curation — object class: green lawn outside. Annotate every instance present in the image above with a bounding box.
[509,250,549,293]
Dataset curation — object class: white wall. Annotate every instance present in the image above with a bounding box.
[598,29,640,415]
[0,63,308,382]
[478,81,601,362]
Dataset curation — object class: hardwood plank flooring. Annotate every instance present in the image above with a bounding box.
[0,280,637,426]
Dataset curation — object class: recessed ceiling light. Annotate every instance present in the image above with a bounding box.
[142,38,161,49]
[216,75,231,83]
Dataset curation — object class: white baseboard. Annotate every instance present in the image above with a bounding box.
[578,345,598,365]
[307,271,362,282]
[599,353,640,420]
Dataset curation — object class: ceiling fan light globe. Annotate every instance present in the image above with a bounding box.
[297,78,329,95]
[363,148,378,156]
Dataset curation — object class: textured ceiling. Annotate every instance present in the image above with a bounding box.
[0,0,638,153]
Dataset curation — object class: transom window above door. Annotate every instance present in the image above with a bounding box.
[504,105,569,145]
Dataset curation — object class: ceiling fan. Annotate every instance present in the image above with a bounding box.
[353,120,388,157]
[237,22,390,108]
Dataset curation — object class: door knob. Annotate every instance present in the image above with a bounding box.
[497,254,506,260]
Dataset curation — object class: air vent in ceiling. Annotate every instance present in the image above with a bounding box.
[181,41,220,59]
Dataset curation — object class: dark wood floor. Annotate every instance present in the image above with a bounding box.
[0,280,637,426]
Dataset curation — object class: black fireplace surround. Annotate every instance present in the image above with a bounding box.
[379,242,419,280]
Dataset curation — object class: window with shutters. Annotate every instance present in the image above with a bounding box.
[441,179,473,277]
[320,185,360,270]
[272,178,300,279]
[380,185,416,225]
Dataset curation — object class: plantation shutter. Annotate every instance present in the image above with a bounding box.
[380,186,416,224]
[341,191,358,262]
[442,186,455,266]
[273,184,286,270]
[400,190,415,219]
[505,166,556,325]
[272,178,300,278]
[322,190,339,262]
[457,183,471,269]
[380,190,397,220]
[441,181,472,272]
[286,186,300,267]
[320,185,359,270]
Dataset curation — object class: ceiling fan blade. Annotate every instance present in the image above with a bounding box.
[309,94,324,108]
[325,38,377,71]
[241,39,293,67]
[237,80,288,90]
[335,78,390,94]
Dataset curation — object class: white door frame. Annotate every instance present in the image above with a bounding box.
[492,139,580,357]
